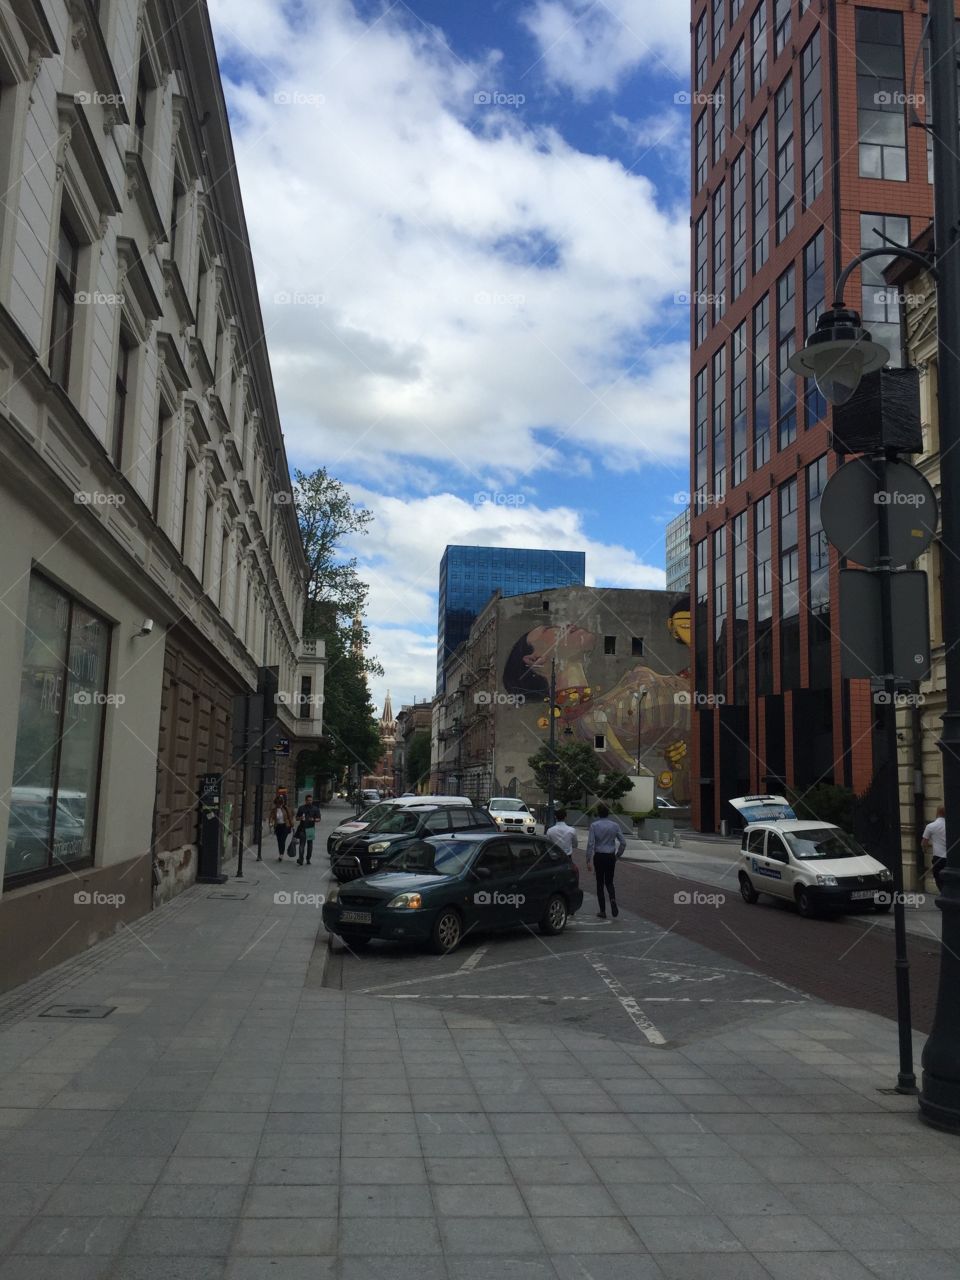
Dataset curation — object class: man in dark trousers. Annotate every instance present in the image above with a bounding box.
[586,803,626,918]
[295,793,321,865]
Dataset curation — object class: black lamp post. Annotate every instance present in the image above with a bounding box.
[787,0,960,1118]
[545,658,557,830]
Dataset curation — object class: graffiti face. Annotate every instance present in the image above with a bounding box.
[523,624,596,672]
[668,608,691,649]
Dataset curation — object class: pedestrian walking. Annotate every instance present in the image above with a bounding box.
[295,793,321,865]
[273,793,293,860]
[922,805,947,892]
[586,803,626,919]
[545,808,578,858]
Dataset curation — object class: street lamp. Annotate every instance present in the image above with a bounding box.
[786,0,960,1115]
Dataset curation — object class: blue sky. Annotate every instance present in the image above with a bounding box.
[209,0,693,710]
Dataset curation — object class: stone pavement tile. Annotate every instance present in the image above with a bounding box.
[183,1112,267,1136]
[88,1113,191,1157]
[647,1134,737,1159]
[0,1184,54,1216]
[414,1112,486,1135]
[434,1184,528,1216]
[232,1217,338,1255]
[534,1215,643,1254]
[341,1132,422,1158]
[522,1184,620,1217]
[0,1125,102,1157]
[575,1134,660,1159]
[864,1182,960,1213]
[272,1092,345,1113]
[256,1133,341,1158]
[341,1259,445,1280]
[339,1216,442,1255]
[451,1258,561,1280]
[197,1092,275,1113]
[162,1157,254,1185]
[439,1216,544,1256]
[498,1133,581,1157]
[489,1113,568,1135]
[798,1135,888,1157]
[508,1156,600,1185]
[591,1157,687,1183]
[426,1156,514,1184]
[418,1134,503,1159]
[243,1184,338,1218]
[0,1259,114,1280]
[172,1132,263,1159]
[701,1114,783,1134]
[124,1217,236,1255]
[815,1216,929,1250]
[41,1181,153,1216]
[724,1134,808,1157]
[630,1214,745,1253]
[749,1157,846,1183]
[652,1253,773,1280]
[340,1185,434,1216]
[627,1114,710,1135]
[854,1249,960,1279]
[70,1155,165,1183]
[560,1113,638,1134]
[832,1157,926,1183]
[724,1214,843,1252]
[0,1153,79,1183]
[779,1184,887,1215]
[607,1183,708,1217]
[550,1257,664,1280]
[0,1110,32,1128]
[761,1254,877,1280]
[0,1219,27,1251]
[341,1157,426,1184]
[10,1215,133,1255]
[263,1112,341,1135]
[408,1095,482,1114]
[114,1262,228,1280]
[695,1183,796,1217]
[899,1213,960,1249]
[252,1157,339,1185]
[144,1184,248,1218]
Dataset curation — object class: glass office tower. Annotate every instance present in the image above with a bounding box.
[437,546,586,690]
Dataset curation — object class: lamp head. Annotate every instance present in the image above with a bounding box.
[787,305,889,405]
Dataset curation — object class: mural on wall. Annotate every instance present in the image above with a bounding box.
[502,600,692,804]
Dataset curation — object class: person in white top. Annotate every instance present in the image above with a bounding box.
[922,806,947,891]
[545,809,578,857]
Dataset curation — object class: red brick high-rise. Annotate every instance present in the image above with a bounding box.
[688,0,947,831]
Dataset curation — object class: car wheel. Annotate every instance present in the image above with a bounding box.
[340,933,370,950]
[430,908,463,955]
[739,873,759,904]
[795,886,818,918]
[539,893,568,936]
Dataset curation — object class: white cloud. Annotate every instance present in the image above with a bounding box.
[523,0,689,97]
[208,0,690,482]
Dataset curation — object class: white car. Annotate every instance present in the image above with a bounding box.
[327,795,473,855]
[732,795,894,918]
[485,797,536,835]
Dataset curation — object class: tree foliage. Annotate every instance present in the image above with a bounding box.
[528,741,601,808]
[294,467,381,784]
[595,770,634,805]
[405,730,432,790]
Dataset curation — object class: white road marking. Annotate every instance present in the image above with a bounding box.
[457,946,488,973]
[585,951,667,1044]
[375,993,803,1003]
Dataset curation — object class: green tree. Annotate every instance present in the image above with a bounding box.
[405,730,431,790]
[528,741,601,808]
[293,467,381,786]
[595,770,634,806]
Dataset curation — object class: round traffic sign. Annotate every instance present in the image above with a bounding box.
[820,459,938,566]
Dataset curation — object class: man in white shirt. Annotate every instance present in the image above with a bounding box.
[545,808,578,857]
[922,806,947,891]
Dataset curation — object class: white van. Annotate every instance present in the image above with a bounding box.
[732,794,893,918]
[327,795,473,854]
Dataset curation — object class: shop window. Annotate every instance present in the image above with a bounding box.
[5,574,109,886]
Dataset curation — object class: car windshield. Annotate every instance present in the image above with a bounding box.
[382,839,474,876]
[357,803,392,824]
[786,828,868,860]
[490,799,527,812]
[366,809,432,835]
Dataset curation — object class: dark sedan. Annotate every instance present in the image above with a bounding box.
[330,804,496,882]
[322,831,584,953]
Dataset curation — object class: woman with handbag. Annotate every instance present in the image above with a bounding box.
[273,794,293,860]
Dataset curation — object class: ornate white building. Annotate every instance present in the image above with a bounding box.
[0,0,322,989]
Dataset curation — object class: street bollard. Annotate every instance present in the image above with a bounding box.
[673,832,680,849]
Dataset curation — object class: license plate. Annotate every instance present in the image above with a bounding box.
[340,909,372,924]
[850,890,876,900]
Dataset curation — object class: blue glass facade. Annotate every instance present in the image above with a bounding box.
[437,545,586,690]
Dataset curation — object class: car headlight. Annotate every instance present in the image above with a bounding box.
[879,868,894,882]
[367,842,391,853]
[816,874,838,886]
[387,892,422,909]
[326,886,340,904]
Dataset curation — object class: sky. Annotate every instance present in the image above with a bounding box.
[207,0,693,715]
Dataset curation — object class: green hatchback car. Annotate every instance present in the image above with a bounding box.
[322,831,583,954]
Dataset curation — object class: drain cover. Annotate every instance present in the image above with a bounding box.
[207,892,249,900]
[40,1004,116,1019]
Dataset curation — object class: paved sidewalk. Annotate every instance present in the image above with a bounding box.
[1,808,960,1279]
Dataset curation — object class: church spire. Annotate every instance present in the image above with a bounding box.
[381,689,394,724]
